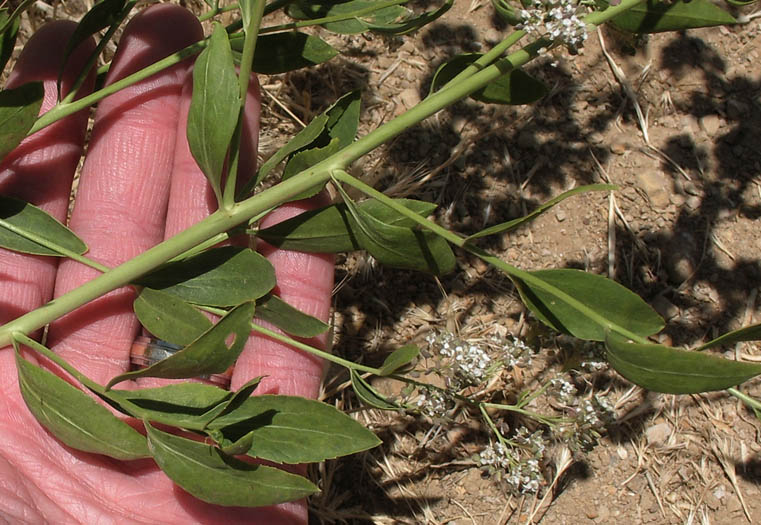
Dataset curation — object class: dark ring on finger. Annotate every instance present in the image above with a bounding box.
[129,336,232,389]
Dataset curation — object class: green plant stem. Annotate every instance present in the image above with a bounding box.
[60,1,135,105]
[199,3,240,21]
[13,332,105,394]
[224,0,267,210]
[3,0,647,348]
[0,218,109,272]
[728,387,761,414]
[0,168,332,348]
[482,402,563,426]
[258,0,407,33]
[249,323,381,374]
[332,170,649,344]
[442,30,527,89]
[0,0,35,35]
[30,39,208,135]
[479,404,512,449]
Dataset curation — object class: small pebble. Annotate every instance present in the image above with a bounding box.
[610,141,627,155]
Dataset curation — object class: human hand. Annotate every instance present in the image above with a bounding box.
[0,5,332,523]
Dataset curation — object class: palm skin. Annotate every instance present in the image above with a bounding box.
[0,5,332,523]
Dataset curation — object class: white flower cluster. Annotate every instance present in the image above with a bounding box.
[503,336,533,369]
[518,0,589,51]
[507,458,543,494]
[515,426,546,457]
[479,441,545,494]
[479,442,512,470]
[561,395,617,450]
[415,387,451,419]
[548,377,577,404]
[427,332,493,386]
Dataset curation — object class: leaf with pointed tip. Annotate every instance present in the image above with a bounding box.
[16,351,150,460]
[255,294,329,338]
[466,184,615,241]
[246,114,329,194]
[206,376,264,424]
[0,9,20,75]
[491,0,522,25]
[138,247,275,307]
[58,0,129,96]
[106,302,255,389]
[134,288,212,346]
[606,332,761,394]
[378,345,419,376]
[350,369,400,410]
[219,431,255,455]
[187,23,240,205]
[604,0,736,33]
[286,0,406,34]
[105,383,233,430]
[369,0,453,34]
[145,422,318,507]
[257,198,438,253]
[0,82,44,161]
[324,90,361,148]
[431,54,547,105]
[0,196,87,256]
[348,198,455,275]
[235,31,338,74]
[281,137,341,198]
[698,323,761,351]
[206,395,381,463]
[513,269,664,341]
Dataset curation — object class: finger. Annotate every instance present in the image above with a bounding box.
[162,70,261,238]
[0,22,95,391]
[46,5,203,384]
[232,197,335,397]
[135,63,261,391]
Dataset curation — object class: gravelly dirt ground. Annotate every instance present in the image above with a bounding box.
[9,0,761,523]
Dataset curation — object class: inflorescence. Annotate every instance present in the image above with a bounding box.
[517,0,589,51]
[408,330,617,495]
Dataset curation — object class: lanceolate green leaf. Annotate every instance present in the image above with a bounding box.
[378,344,419,376]
[605,0,736,33]
[282,137,342,182]
[133,288,212,346]
[350,369,400,409]
[513,269,664,341]
[368,0,453,35]
[105,382,233,430]
[239,32,338,74]
[0,196,88,256]
[145,422,318,507]
[0,82,44,161]
[325,90,361,148]
[0,8,20,75]
[206,395,381,463]
[257,198,438,252]
[491,0,522,25]
[106,302,255,389]
[431,54,547,105]
[58,0,129,95]
[15,351,150,460]
[348,198,456,275]
[466,184,615,241]
[698,323,761,351]
[247,113,329,193]
[138,246,276,307]
[255,293,329,338]
[286,0,407,34]
[606,332,761,394]
[187,23,241,205]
